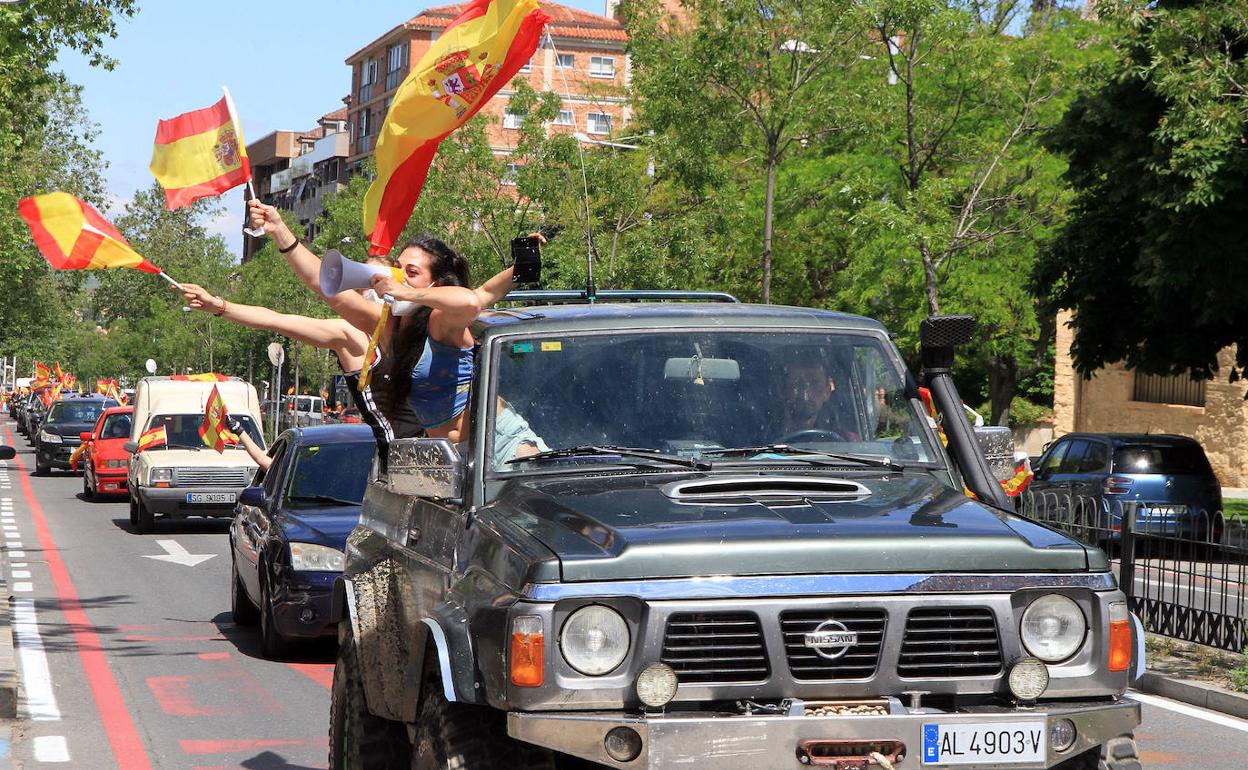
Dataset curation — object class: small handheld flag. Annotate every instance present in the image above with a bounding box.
[136,425,167,451]
[198,384,238,453]
[150,91,251,210]
[18,193,163,275]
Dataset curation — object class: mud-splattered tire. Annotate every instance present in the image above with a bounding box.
[410,646,557,770]
[1054,734,1140,770]
[329,625,410,770]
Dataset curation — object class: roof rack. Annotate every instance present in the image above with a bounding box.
[500,290,740,305]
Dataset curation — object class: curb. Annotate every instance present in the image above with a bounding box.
[0,582,16,718]
[1137,671,1248,720]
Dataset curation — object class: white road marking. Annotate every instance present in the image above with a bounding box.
[142,540,215,567]
[13,583,32,592]
[12,599,59,720]
[11,570,30,579]
[1127,691,1248,732]
[11,562,25,568]
[10,550,26,558]
[6,541,23,548]
[33,735,69,762]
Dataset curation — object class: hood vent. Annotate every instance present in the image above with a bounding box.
[662,476,869,501]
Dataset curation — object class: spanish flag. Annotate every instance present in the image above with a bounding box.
[137,425,167,451]
[198,384,237,453]
[172,373,229,382]
[363,0,548,255]
[54,362,65,381]
[96,379,118,396]
[33,362,50,383]
[18,193,161,274]
[149,92,250,210]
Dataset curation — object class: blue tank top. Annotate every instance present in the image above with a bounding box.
[407,338,474,429]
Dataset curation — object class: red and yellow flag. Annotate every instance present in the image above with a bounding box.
[96,379,118,396]
[18,193,162,274]
[149,93,250,210]
[171,373,229,382]
[31,362,51,391]
[68,443,89,472]
[198,384,238,453]
[53,362,65,381]
[136,425,167,451]
[363,0,548,255]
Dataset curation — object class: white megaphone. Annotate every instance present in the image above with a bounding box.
[320,249,420,315]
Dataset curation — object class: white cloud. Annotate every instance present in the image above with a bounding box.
[205,206,246,259]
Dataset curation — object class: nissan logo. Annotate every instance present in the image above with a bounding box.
[803,620,859,660]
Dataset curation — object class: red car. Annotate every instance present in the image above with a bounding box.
[79,406,133,501]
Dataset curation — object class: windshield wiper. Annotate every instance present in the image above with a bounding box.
[508,445,711,471]
[701,444,905,471]
[288,494,360,506]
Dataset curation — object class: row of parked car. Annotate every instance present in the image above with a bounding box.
[7,378,371,660]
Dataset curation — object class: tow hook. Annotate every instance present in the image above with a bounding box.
[796,739,906,769]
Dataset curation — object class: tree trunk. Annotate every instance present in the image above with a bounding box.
[919,242,940,316]
[988,355,1018,426]
[762,148,778,304]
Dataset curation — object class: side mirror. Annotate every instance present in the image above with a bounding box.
[79,432,92,442]
[973,425,1016,482]
[388,438,465,502]
[122,440,138,454]
[0,446,14,461]
[238,486,265,508]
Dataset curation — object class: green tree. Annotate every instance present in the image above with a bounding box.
[1039,0,1248,380]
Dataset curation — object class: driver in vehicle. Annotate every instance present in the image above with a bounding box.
[777,358,861,441]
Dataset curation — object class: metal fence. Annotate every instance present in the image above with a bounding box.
[1019,491,1248,653]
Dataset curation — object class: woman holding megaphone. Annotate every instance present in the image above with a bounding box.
[247,200,536,446]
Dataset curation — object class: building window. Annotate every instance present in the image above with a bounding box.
[556,53,575,70]
[503,107,524,130]
[590,55,615,78]
[1132,371,1207,407]
[502,163,519,186]
[586,111,612,135]
[554,109,574,126]
[358,110,371,139]
[360,59,378,102]
[386,43,407,90]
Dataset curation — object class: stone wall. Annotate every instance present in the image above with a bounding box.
[1052,310,1248,486]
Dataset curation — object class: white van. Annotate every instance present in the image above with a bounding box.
[126,376,265,533]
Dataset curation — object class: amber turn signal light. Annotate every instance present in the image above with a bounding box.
[1108,603,1131,672]
[510,615,545,687]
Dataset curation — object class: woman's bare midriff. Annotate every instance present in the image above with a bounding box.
[427,410,468,444]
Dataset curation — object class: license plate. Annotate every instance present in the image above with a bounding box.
[922,721,1045,765]
[186,492,235,504]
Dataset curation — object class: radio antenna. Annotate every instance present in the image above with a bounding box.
[545,31,597,302]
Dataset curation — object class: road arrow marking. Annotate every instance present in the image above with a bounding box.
[142,540,215,567]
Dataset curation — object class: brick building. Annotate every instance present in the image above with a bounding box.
[343,1,631,169]
[1052,309,1248,486]
[242,109,349,261]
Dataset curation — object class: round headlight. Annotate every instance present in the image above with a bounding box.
[1050,718,1077,752]
[1008,656,1050,701]
[560,605,630,676]
[636,663,679,708]
[1020,594,1086,662]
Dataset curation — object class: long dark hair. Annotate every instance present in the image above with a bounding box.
[382,235,472,408]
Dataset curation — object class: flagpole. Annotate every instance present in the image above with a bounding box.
[223,85,267,238]
[158,271,183,289]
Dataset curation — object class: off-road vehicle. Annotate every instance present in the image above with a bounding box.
[329,292,1142,770]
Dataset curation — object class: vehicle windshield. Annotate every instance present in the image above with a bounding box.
[48,400,114,424]
[1114,444,1212,475]
[98,412,132,439]
[490,330,939,473]
[284,442,373,507]
[143,414,264,450]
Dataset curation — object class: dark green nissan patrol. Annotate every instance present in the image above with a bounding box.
[329,294,1142,770]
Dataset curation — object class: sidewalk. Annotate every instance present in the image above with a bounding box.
[1222,487,1248,500]
[1141,634,1248,720]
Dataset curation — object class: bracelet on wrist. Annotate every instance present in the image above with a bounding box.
[213,297,228,316]
[278,237,300,254]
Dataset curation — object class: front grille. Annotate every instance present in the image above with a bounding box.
[898,607,1003,678]
[781,609,887,680]
[661,612,769,684]
[174,467,250,486]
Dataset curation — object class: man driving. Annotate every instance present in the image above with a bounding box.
[779,359,837,435]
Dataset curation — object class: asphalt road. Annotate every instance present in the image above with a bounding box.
[0,416,1244,768]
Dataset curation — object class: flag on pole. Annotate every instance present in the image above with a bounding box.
[54,362,65,381]
[136,425,167,451]
[149,93,251,210]
[31,362,51,391]
[171,373,229,382]
[198,384,237,453]
[68,442,89,471]
[362,0,548,255]
[18,193,162,274]
[96,379,118,396]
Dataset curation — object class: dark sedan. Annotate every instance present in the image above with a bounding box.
[228,424,374,658]
[1030,432,1224,543]
[34,395,119,475]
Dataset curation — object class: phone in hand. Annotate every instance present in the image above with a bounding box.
[510,236,541,284]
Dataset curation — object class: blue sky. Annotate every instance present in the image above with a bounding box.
[56,0,608,256]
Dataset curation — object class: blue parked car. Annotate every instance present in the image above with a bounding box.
[229,424,375,657]
[1029,433,1223,544]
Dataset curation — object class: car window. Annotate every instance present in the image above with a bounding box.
[1113,443,1213,475]
[260,440,288,494]
[98,413,131,439]
[1079,441,1109,473]
[284,442,373,507]
[1039,441,1070,474]
[143,413,264,450]
[48,401,106,424]
[1058,440,1089,474]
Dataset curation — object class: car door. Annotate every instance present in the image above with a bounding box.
[235,438,288,603]
[1031,439,1072,499]
[1072,439,1110,503]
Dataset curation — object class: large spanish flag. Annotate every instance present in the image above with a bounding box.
[198,384,237,453]
[149,93,250,210]
[363,0,548,255]
[18,193,161,274]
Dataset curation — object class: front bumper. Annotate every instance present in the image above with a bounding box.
[37,443,80,469]
[509,698,1140,770]
[271,570,337,639]
[93,471,128,495]
[137,486,242,517]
